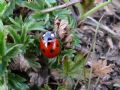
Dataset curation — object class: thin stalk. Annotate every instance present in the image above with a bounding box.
[80,0,112,20]
[40,0,82,13]
[87,15,104,90]
[94,77,100,89]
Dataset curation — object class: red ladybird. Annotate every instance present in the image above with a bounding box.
[39,31,61,58]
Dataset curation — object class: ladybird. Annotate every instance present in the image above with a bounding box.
[39,31,61,58]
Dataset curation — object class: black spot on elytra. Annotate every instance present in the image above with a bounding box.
[56,44,59,47]
[50,49,54,53]
[42,49,45,53]
[48,42,51,46]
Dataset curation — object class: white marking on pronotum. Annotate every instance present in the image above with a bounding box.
[51,33,55,37]
[43,34,45,37]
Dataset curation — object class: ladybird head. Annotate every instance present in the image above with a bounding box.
[42,31,56,43]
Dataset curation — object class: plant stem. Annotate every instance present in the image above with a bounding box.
[80,0,112,20]
[94,77,100,89]
[41,0,82,13]
[87,15,104,90]
[88,66,93,90]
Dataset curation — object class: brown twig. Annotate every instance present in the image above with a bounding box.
[40,0,82,13]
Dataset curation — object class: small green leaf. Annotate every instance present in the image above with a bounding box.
[45,0,56,7]
[4,44,22,60]
[63,0,69,2]
[8,73,29,90]
[28,59,41,71]
[53,9,71,19]
[24,19,46,32]
[44,14,49,24]
[2,0,15,17]
[48,0,56,4]
[0,1,7,17]
[0,31,6,56]
[63,57,74,76]
[21,28,27,43]
[57,85,67,90]
[69,54,86,79]
[63,59,70,76]
[0,19,4,30]
[0,64,4,75]
[62,49,76,58]
[23,1,43,11]
[42,84,51,90]
[9,27,21,43]
[68,16,77,29]
[9,17,21,28]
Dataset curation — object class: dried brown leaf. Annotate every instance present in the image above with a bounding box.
[65,34,73,43]
[106,37,114,49]
[29,72,44,86]
[51,69,61,80]
[54,19,69,39]
[10,54,30,71]
[91,60,113,78]
[19,54,30,71]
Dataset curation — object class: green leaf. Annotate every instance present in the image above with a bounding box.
[23,1,44,11]
[0,1,6,17]
[63,0,69,2]
[2,0,15,17]
[32,12,51,23]
[62,49,76,58]
[0,84,6,90]
[62,54,86,79]
[57,85,67,90]
[69,54,86,78]
[0,31,6,56]
[53,9,71,19]
[42,84,51,90]
[72,31,81,47]
[46,0,56,4]
[8,73,29,90]
[24,19,46,32]
[0,76,3,85]
[0,19,4,30]
[28,59,41,71]
[0,0,5,3]
[45,0,56,7]
[0,64,4,75]
[9,27,21,43]
[9,17,21,28]
[28,22,46,31]
[4,44,22,60]
[68,16,77,29]
[15,0,24,5]
[21,28,27,43]
[63,57,74,76]
[44,14,49,24]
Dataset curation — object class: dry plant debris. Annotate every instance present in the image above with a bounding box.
[54,19,69,39]
[91,60,113,78]
[54,19,73,48]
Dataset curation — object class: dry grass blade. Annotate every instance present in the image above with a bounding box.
[84,17,120,39]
